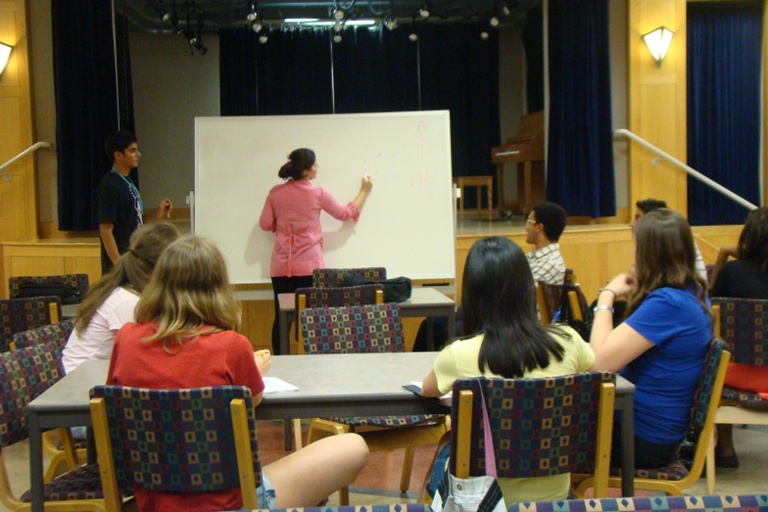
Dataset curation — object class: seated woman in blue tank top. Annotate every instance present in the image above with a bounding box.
[590,208,712,468]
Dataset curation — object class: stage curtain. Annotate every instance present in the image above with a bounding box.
[546,0,615,218]
[687,1,763,225]
[52,1,135,230]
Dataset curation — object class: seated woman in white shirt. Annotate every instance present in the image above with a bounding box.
[62,222,179,373]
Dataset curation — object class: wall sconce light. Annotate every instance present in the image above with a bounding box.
[0,41,13,76]
[642,26,674,67]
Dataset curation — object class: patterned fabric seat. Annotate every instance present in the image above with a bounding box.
[508,494,768,512]
[89,385,262,509]
[0,341,107,511]
[575,339,730,497]
[11,319,74,351]
[300,302,449,503]
[706,298,768,493]
[451,373,616,498]
[0,296,63,353]
[9,273,90,298]
[312,267,386,288]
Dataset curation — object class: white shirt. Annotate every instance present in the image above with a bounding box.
[62,287,139,373]
[526,243,566,285]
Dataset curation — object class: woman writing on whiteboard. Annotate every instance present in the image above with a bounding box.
[259,148,373,354]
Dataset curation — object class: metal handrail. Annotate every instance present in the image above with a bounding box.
[0,141,53,180]
[614,128,758,211]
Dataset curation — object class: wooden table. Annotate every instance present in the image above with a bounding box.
[26,355,636,511]
[278,287,456,355]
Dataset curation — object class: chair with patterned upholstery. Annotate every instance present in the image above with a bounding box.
[451,372,616,499]
[11,319,74,351]
[264,505,433,512]
[10,319,86,480]
[508,494,768,512]
[312,267,387,288]
[9,273,90,300]
[0,341,108,511]
[0,296,62,353]
[89,385,262,511]
[706,298,768,493]
[295,284,384,354]
[300,303,450,504]
[575,338,730,496]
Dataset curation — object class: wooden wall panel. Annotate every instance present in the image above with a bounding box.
[629,0,688,214]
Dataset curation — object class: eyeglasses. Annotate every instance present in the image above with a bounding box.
[526,218,537,224]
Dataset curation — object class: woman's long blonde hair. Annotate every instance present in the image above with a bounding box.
[135,235,241,350]
[628,208,711,321]
[75,222,179,333]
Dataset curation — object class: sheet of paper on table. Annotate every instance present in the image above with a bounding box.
[263,377,299,394]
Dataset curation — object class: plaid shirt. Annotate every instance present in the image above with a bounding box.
[526,243,566,285]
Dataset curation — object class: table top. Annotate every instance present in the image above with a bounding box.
[277,286,455,313]
[29,352,634,418]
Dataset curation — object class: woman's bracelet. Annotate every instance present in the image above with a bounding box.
[597,288,617,299]
[593,304,615,314]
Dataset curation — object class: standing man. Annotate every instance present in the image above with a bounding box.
[631,198,708,282]
[98,130,172,274]
[525,201,568,285]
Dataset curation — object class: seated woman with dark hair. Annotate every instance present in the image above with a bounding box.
[709,206,768,468]
[420,236,594,503]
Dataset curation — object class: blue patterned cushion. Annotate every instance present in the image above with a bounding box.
[689,339,725,434]
[90,385,262,493]
[19,463,105,502]
[0,341,64,447]
[509,494,768,512]
[301,303,404,354]
[721,385,768,411]
[451,372,616,478]
[608,460,689,481]
[312,267,387,288]
[324,414,442,428]
[0,296,63,353]
[12,320,74,351]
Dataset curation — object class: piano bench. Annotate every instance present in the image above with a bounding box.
[453,176,494,221]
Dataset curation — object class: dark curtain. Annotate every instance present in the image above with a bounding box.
[53,0,135,230]
[219,23,499,203]
[522,4,544,113]
[546,0,615,218]
[420,23,500,181]
[687,1,762,225]
[333,26,419,113]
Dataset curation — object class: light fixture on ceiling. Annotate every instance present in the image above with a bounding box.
[385,17,397,30]
[246,3,258,22]
[409,32,418,42]
[333,6,345,21]
[642,26,674,67]
[489,16,500,27]
[259,33,269,44]
[418,2,430,19]
[333,33,343,43]
[480,31,489,40]
[0,41,12,76]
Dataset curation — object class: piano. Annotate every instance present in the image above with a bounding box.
[491,110,545,214]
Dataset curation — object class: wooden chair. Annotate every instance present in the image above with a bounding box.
[0,341,107,511]
[706,299,768,493]
[0,296,62,353]
[89,385,261,512]
[535,281,591,340]
[291,284,385,449]
[508,494,768,512]
[312,267,387,288]
[452,372,615,499]
[10,320,87,481]
[574,338,730,496]
[299,303,450,504]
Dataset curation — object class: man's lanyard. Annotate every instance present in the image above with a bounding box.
[111,167,144,224]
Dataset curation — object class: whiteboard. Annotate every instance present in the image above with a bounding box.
[194,111,456,284]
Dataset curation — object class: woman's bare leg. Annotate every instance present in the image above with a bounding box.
[265,433,369,507]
